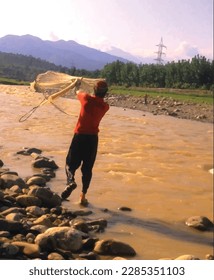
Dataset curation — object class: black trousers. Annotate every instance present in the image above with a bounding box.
[66,134,98,194]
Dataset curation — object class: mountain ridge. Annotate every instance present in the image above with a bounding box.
[0,34,131,70]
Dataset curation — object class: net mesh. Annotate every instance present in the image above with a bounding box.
[31,71,105,97]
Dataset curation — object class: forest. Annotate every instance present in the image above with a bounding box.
[101,55,214,90]
[0,51,213,90]
[0,52,65,83]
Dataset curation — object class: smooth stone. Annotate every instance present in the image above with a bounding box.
[175,254,200,260]
[0,174,26,189]
[32,158,58,170]
[94,239,136,256]
[0,231,10,237]
[3,243,19,256]
[33,215,53,227]
[0,207,26,216]
[48,252,65,260]
[26,206,45,217]
[185,216,214,231]
[118,206,132,211]
[35,227,83,252]
[28,186,61,207]
[12,241,41,258]
[5,212,24,222]
[26,176,46,187]
[16,194,42,207]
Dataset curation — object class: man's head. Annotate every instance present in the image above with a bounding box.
[94,80,108,98]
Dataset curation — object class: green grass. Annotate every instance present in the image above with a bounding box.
[0,77,29,85]
[110,86,213,105]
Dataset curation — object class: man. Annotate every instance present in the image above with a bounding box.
[61,80,109,206]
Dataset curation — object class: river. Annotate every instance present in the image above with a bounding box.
[0,86,213,259]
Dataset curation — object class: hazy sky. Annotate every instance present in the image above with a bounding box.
[0,0,213,61]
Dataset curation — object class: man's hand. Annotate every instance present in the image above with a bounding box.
[74,77,83,95]
[75,78,82,87]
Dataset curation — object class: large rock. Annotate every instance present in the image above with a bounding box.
[30,225,48,234]
[86,219,107,228]
[5,212,24,222]
[35,227,83,252]
[0,207,26,216]
[26,176,47,187]
[9,185,23,194]
[94,239,136,256]
[16,194,42,207]
[32,158,58,170]
[185,216,214,231]
[33,215,53,227]
[71,218,108,233]
[28,186,61,207]
[0,218,24,232]
[2,243,19,256]
[0,174,26,189]
[26,206,45,217]
[17,147,42,156]
[11,241,40,258]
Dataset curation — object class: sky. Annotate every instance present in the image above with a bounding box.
[0,0,213,62]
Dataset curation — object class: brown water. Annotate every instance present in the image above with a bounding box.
[0,86,213,260]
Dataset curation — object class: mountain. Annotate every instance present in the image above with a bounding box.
[106,46,159,64]
[0,34,129,71]
[106,47,143,64]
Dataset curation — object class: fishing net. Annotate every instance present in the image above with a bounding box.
[31,71,104,96]
[19,71,105,122]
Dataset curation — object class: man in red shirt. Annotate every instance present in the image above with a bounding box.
[61,80,109,206]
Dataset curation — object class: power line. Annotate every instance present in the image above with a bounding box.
[154,37,167,64]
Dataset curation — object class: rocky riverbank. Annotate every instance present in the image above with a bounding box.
[0,149,136,260]
[0,85,213,260]
[105,93,213,123]
[0,148,213,260]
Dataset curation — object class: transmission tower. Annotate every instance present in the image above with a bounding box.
[154,37,167,64]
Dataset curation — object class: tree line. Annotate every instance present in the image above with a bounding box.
[0,51,213,90]
[0,52,63,82]
[101,55,214,90]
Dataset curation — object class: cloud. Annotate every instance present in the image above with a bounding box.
[174,41,199,58]
[49,32,60,42]
[162,41,201,62]
[167,41,213,61]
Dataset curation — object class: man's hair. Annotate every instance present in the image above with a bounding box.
[94,80,108,98]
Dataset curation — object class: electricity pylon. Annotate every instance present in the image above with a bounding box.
[154,37,167,64]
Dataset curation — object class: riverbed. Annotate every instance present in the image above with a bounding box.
[0,85,213,259]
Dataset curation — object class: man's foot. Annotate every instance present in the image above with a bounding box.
[61,181,77,200]
[79,194,89,206]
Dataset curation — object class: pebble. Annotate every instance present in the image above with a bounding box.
[0,149,213,260]
[118,206,132,211]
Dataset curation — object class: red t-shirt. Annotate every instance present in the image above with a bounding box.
[74,92,109,135]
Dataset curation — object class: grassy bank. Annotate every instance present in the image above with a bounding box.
[110,86,213,105]
[0,77,29,86]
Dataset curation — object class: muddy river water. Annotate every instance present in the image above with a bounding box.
[0,86,213,259]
